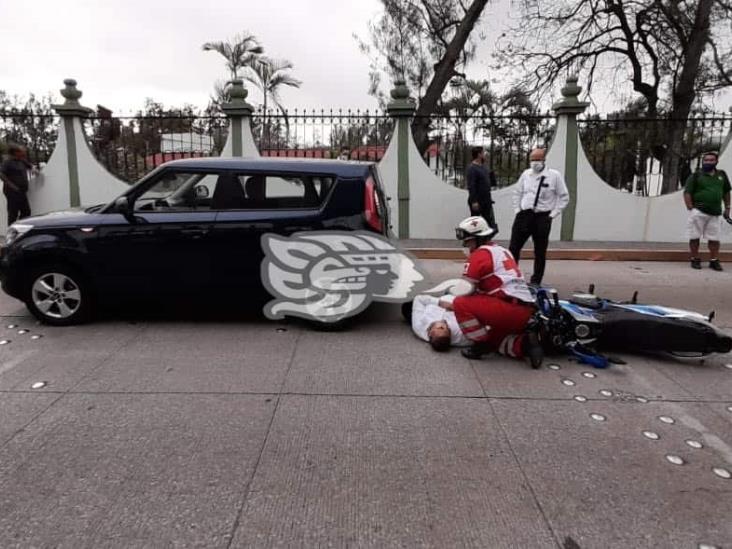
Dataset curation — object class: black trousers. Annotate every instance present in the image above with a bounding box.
[468,200,497,230]
[509,210,551,285]
[5,191,31,224]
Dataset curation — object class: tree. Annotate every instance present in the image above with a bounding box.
[245,57,302,116]
[496,0,732,192]
[245,56,302,146]
[0,91,57,165]
[90,99,221,181]
[328,114,394,159]
[358,0,491,152]
[431,79,549,187]
[202,32,264,80]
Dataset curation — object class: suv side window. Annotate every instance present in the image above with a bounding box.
[131,170,334,212]
[214,174,334,210]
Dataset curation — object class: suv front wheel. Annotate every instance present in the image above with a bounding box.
[25,264,93,326]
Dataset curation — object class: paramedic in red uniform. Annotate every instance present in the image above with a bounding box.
[452,216,543,368]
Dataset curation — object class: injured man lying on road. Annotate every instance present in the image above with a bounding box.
[408,291,542,368]
[410,294,470,351]
[406,215,544,369]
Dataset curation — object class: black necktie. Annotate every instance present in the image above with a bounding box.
[533,175,547,209]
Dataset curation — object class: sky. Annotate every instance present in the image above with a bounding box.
[1,0,386,113]
[1,0,729,115]
[0,0,518,114]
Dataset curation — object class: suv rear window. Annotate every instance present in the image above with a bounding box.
[247,174,333,209]
[211,173,333,210]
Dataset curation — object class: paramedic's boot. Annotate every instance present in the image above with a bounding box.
[690,257,702,270]
[461,342,490,360]
[521,330,544,370]
[709,259,723,272]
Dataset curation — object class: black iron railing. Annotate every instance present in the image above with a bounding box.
[83,115,228,182]
[7,109,732,196]
[0,112,58,167]
[578,114,732,196]
[252,109,393,161]
[416,114,557,189]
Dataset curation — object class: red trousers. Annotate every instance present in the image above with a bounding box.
[453,294,534,357]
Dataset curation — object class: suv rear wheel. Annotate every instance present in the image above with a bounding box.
[25,264,94,326]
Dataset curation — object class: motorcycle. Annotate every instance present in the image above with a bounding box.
[534,285,732,368]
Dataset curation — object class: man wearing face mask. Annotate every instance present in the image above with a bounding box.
[509,148,570,286]
[684,151,731,271]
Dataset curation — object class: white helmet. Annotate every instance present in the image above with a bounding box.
[455,216,497,241]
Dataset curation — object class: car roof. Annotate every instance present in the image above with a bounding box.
[160,157,375,178]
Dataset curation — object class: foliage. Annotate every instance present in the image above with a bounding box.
[0,91,57,165]
[495,0,732,191]
[357,0,491,152]
[245,57,302,116]
[202,32,264,80]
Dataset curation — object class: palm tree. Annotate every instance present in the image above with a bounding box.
[245,56,302,115]
[202,32,264,81]
[245,56,302,144]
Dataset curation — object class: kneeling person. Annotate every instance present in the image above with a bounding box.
[454,216,543,368]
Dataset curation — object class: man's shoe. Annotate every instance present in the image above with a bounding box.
[461,343,489,360]
[690,257,702,270]
[521,331,544,369]
[710,259,723,272]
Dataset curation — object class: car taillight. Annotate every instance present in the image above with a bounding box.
[364,176,384,233]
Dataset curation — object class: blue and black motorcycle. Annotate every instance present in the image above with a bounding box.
[534,285,732,368]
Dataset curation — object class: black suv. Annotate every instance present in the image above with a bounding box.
[0,158,390,325]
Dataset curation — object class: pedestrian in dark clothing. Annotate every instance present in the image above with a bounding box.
[466,146,497,231]
[1,144,32,223]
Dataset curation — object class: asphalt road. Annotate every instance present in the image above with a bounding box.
[0,260,730,548]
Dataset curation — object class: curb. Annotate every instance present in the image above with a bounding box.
[407,248,732,262]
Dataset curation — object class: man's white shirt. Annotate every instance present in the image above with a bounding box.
[411,295,470,347]
[512,167,570,218]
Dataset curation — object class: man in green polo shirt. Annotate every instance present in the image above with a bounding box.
[683,151,731,271]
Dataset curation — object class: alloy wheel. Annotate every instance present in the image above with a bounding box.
[31,272,82,319]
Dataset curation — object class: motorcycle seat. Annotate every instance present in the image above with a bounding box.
[569,294,604,309]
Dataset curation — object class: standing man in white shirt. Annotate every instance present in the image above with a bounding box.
[509,148,570,286]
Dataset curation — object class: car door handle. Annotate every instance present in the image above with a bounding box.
[180,228,208,238]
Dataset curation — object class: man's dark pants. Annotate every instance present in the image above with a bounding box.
[509,210,551,285]
[5,191,31,223]
[469,200,498,231]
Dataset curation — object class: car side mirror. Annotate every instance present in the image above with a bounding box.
[114,196,135,221]
[194,185,210,199]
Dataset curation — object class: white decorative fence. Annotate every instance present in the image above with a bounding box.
[3,77,731,243]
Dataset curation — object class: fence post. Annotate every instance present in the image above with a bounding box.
[552,76,589,241]
[221,79,257,157]
[386,80,417,239]
[722,107,732,155]
[52,79,92,208]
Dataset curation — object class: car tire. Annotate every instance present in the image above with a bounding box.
[401,301,413,322]
[24,263,94,326]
